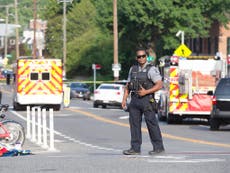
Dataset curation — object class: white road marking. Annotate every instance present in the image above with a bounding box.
[155,155,186,159]
[125,155,225,163]
[11,110,122,153]
[11,110,27,121]
[70,106,122,112]
[54,114,72,117]
[119,116,129,120]
[146,158,225,163]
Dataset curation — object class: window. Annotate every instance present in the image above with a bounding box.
[100,85,120,90]
[10,39,15,45]
[214,37,218,53]
[208,38,211,54]
[193,39,197,53]
[216,79,230,95]
[227,37,230,55]
[42,72,50,80]
[30,73,38,80]
[199,38,203,53]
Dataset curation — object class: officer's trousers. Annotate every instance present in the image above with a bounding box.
[128,94,164,152]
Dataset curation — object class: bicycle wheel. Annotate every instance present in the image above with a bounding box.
[0,120,25,146]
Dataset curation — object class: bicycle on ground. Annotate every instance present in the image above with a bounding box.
[0,104,25,146]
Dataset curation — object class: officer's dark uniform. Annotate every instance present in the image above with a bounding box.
[127,62,164,152]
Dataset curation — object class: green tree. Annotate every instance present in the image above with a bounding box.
[0,0,48,29]
[67,0,114,77]
[119,0,230,57]
[93,0,230,63]
[45,0,113,78]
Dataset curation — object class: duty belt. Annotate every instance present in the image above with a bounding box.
[131,92,154,99]
[131,92,139,97]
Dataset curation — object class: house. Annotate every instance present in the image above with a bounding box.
[22,19,47,58]
[0,24,19,51]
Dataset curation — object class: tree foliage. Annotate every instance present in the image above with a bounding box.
[0,0,48,29]
[117,0,230,58]
[45,0,113,78]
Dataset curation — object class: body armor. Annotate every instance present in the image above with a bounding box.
[128,64,154,92]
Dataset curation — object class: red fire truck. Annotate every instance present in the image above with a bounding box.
[157,55,227,124]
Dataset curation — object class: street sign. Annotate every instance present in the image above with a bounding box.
[92,64,101,70]
[112,63,121,71]
[112,64,121,78]
[174,44,192,57]
[95,64,101,69]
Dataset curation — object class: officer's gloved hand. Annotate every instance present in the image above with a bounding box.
[137,85,147,97]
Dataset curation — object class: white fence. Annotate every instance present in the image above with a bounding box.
[26,106,55,151]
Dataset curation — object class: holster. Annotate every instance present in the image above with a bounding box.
[149,95,157,111]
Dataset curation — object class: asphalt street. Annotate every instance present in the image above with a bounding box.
[0,83,230,173]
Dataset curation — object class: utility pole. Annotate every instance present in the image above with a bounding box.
[113,0,120,81]
[176,30,185,45]
[14,0,19,59]
[57,0,72,79]
[63,0,67,79]
[4,5,9,60]
[33,0,37,59]
[0,4,16,61]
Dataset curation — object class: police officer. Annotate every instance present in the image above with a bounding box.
[122,47,164,155]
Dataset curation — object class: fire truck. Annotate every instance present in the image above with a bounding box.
[13,57,63,111]
[157,55,226,124]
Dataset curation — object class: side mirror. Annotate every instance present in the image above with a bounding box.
[207,90,213,95]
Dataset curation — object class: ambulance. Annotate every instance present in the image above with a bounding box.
[157,55,226,123]
[13,57,63,110]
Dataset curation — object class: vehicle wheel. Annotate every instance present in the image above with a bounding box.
[53,104,61,111]
[102,104,106,109]
[93,102,98,108]
[167,113,175,124]
[210,118,220,131]
[157,100,166,121]
[0,120,25,145]
[175,115,183,124]
[13,102,25,111]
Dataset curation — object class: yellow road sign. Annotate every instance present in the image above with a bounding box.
[174,44,192,57]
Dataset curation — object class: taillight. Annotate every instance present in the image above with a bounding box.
[94,90,99,94]
[116,92,121,95]
[212,96,217,105]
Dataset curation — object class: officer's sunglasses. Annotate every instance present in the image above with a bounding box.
[137,54,146,59]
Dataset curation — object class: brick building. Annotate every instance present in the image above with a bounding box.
[187,21,230,60]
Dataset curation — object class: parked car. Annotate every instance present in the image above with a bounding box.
[93,83,125,108]
[69,82,91,100]
[208,78,230,130]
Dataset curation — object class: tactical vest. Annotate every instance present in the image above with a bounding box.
[128,64,154,92]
